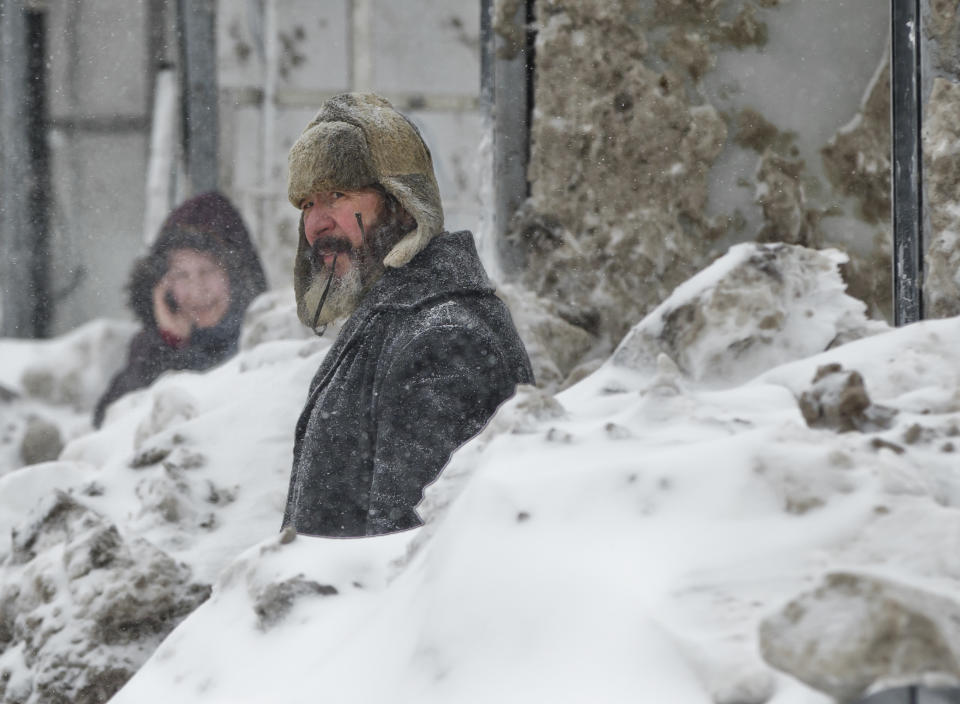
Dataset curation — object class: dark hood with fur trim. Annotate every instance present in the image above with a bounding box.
[127,191,267,328]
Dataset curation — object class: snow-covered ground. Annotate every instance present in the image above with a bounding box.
[1,244,958,704]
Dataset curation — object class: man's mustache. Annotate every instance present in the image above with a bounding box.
[309,236,354,270]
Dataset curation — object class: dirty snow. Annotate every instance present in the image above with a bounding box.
[0,245,958,703]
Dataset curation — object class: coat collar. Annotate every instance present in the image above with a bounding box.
[363,230,494,312]
[304,230,493,399]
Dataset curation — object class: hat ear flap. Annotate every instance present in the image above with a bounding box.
[380,174,444,268]
[383,229,429,268]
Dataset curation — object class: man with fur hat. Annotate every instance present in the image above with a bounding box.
[282,93,533,537]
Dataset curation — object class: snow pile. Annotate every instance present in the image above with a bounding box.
[760,571,960,701]
[923,79,960,319]
[0,319,137,480]
[1,244,959,703]
[612,243,888,385]
[0,491,210,704]
[0,293,328,703]
[796,363,896,433]
[2,319,136,412]
[495,283,600,391]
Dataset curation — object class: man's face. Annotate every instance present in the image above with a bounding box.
[301,189,383,278]
[298,188,388,327]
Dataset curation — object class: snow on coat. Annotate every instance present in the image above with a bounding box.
[282,231,534,537]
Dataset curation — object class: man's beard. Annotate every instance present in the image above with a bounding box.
[298,217,407,330]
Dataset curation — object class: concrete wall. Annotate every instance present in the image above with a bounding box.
[217,0,485,296]
[921,0,960,319]
[37,0,960,343]
[509,0,895,368]
[44,0,485,333]
[45,0,154,334]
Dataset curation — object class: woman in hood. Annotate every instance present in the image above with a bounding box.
[93,192,267,427]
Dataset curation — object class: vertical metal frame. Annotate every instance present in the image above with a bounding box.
[0,0,51,337]
[481,0,533,276]
[176,0,218,194]
[891,0,923,325]
[0,0,31,336]
[25,8,51,336]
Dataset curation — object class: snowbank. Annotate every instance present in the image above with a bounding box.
[1,246,958,703]
[0,319,138,480]
[0,293,326,703]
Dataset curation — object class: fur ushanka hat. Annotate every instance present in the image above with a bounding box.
[287,93,444,270]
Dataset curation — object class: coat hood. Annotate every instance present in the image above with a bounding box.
[364,230,493,312]
[282,228,534,537]
[287,93,444,271]
[127,191,267,329]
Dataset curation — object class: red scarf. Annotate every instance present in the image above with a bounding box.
[159,328,188,349]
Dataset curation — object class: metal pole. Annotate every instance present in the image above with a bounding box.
[0,0,51,338]
[259,0,277,252]
[25,8,51,336]
[481,0,532,277]
[0,0,31,336]
[891,0,923,325]
[177,0,218,195]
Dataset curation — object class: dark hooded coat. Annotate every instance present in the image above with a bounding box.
[93,192,267,427]
[281,230,534,537]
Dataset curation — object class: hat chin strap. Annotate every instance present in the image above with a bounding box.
[309,213,365,335]
[311,253,338,335]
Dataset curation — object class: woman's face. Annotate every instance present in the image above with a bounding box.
[165,249,231,328]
